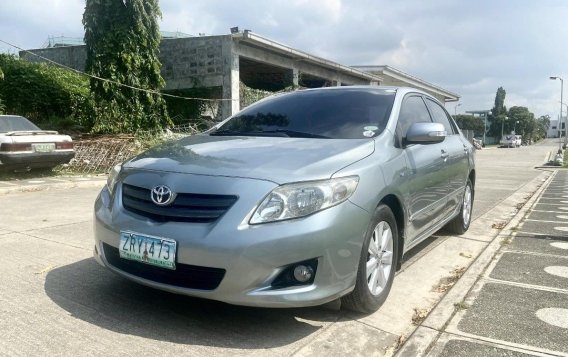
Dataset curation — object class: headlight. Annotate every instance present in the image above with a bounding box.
[107,163,122,196]
[250,176,359,224]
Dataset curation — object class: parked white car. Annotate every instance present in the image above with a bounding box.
[499,134,521,148]
[0,115,75,171]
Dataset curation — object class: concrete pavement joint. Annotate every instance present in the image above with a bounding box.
[525,219,568,224]
[504,249,568,260]
[484,277,568,295]
[517,230,565,236]
[19,230,92,251]
[288,313,346,356]
[443,324,568,357]
[428,331,563,357]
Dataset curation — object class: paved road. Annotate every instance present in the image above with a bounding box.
[0,139,559,356]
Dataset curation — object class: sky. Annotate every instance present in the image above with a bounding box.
[1,0,567,119]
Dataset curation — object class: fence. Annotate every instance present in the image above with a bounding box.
[60,124,199,175]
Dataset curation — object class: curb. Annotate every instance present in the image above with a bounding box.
[395,169,556,356]
[0,177,106,195]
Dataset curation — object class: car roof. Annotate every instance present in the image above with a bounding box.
[290,85,434,99]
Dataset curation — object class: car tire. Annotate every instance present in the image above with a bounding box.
[342,204,399,314]
[444,179,474,234]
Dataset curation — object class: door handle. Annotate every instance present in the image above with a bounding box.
[441,149,449,159]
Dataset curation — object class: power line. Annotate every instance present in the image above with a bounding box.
[0,38,236,102]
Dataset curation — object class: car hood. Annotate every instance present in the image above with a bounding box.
[124,135,375,184]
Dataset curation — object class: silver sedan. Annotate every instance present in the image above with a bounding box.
[93,86,475,313]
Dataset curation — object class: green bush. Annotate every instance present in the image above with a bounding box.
[0,54,95,131]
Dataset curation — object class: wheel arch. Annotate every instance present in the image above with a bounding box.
[378,194,405,271]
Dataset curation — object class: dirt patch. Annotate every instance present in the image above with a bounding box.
[491,221,507,229]
[411,307,432,325]
[433,266,467,293]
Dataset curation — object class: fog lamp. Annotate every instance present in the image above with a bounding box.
[293,265,313,283]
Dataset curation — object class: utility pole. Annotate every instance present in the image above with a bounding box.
[550,76,564,149]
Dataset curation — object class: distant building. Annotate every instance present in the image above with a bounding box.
[547,118,566,138]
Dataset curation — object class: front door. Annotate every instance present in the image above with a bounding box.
[397,95,449,244]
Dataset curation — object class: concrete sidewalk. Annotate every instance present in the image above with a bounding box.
[398,169,568,357]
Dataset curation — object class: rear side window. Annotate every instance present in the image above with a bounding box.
[425,98,455,135]
[397,95,432,137]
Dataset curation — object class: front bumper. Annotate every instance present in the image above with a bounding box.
[93,172,371,308]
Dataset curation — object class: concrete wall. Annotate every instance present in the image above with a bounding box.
[22,46,87,72]
[160,35,229,90]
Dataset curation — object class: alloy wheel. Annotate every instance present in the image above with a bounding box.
[366,221,394,296]
[462,184,472,225]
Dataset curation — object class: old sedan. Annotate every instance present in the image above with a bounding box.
[93,86,475,313]
[0,115,74,171]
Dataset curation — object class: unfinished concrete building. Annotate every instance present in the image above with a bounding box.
[21,31,459,120]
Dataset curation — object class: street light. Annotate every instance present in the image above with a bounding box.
[513,120,519,134]
[550,76,564,149]
[483,110,491,146]
[455,103,462,116]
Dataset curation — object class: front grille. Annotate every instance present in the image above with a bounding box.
[122,183,238,223]
[102,243,226,290]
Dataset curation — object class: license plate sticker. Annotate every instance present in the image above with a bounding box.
[32,143,55,153]
[119,231,177,270]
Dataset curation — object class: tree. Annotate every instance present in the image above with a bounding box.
[453,114,485,135]
[488,87,508,137]
[83,0,171,133]
[507,106,534,140]
[0,54,94,128]
[535,115,551,141]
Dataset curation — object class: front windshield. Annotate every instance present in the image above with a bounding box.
[212,88,396,139]
[0,116,41,133]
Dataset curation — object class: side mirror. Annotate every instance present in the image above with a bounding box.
[405,122,446,145]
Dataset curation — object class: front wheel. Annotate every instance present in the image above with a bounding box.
[444,179,474,234]
[342,205,399,314]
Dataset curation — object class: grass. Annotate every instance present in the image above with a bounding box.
[454,302,469,311]
[564,149,568,168]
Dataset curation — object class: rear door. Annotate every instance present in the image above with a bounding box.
[397,95,449,243]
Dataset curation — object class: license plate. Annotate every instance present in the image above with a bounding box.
[119,231,177,270]
[32,143,55,153]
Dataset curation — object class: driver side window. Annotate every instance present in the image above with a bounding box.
[397,95,433,138]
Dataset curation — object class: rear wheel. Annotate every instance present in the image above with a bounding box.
[445,179,473,234]
[342,204,399,314]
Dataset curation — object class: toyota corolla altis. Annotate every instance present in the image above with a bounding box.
[93,86,475,313]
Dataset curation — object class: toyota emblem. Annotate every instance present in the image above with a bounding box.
[150,185,176,206]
